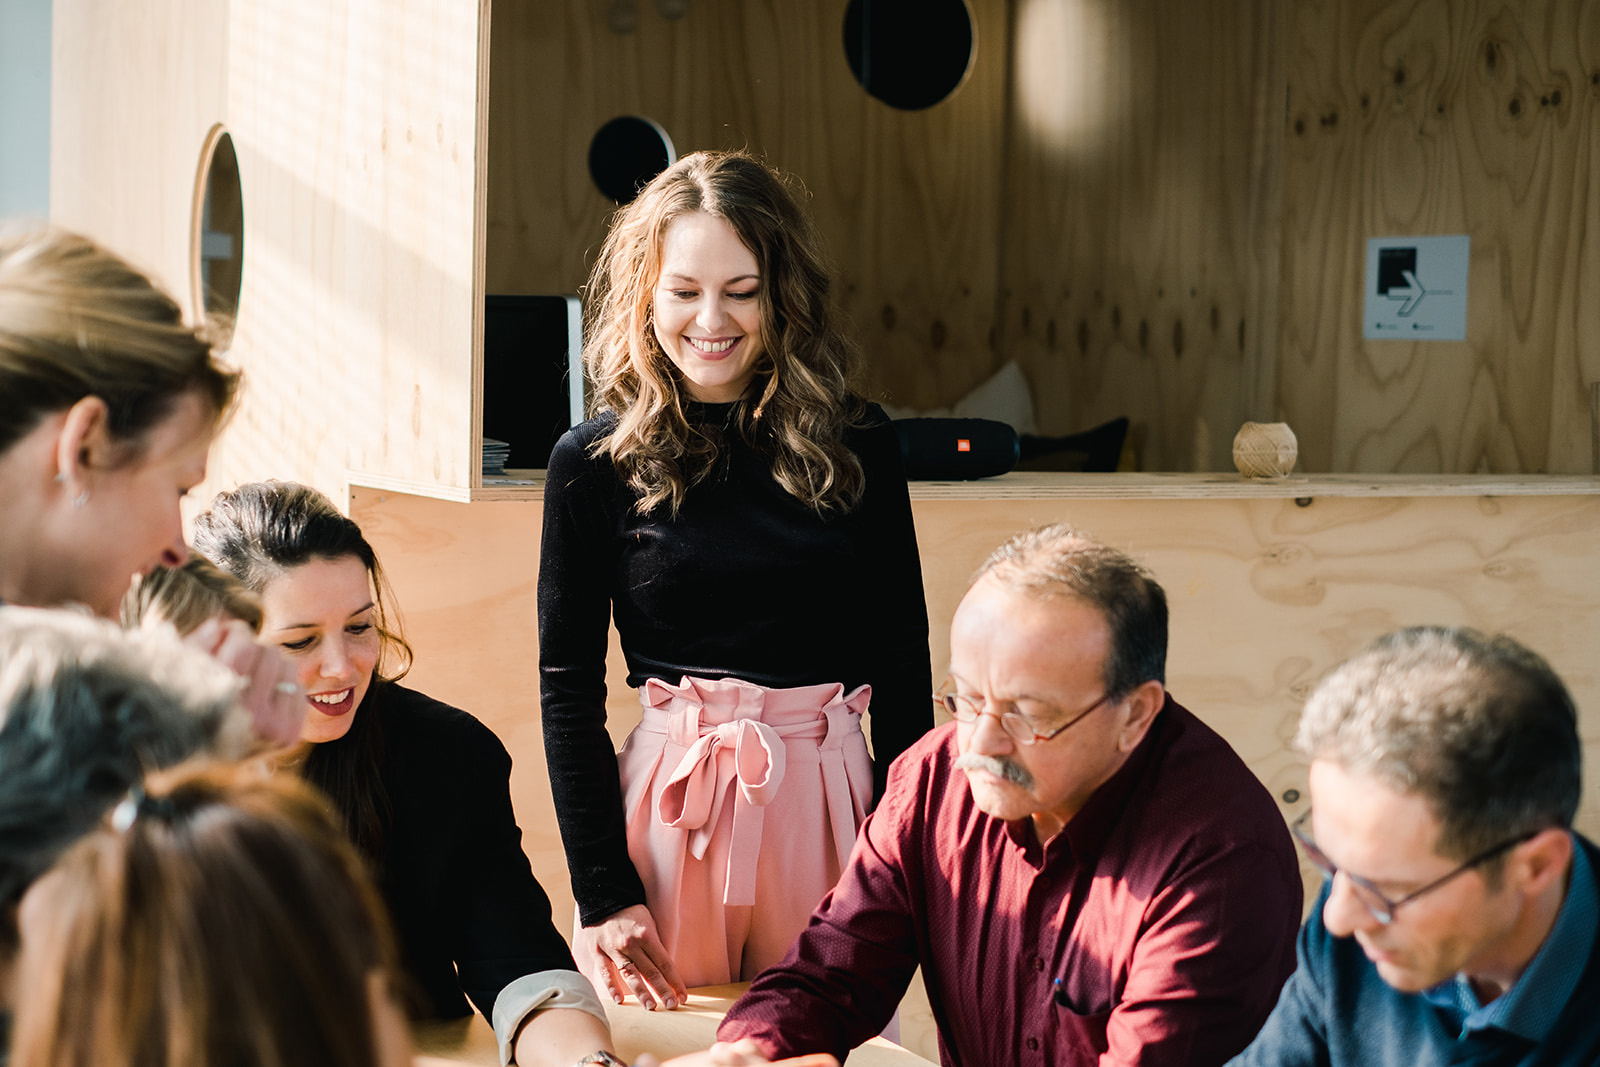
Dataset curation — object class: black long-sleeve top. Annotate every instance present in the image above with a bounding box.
[538,402,933,926]
[369,683,579,1018]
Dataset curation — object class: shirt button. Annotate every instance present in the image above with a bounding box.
[1027,1037,1040,1051]
[1032,956,1045,972]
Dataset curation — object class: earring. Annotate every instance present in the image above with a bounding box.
[57,471,87,507]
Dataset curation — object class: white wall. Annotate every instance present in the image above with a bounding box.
[0,0,51,220]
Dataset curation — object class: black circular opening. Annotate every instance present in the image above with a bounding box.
[843,0,975,111]
[588,117,676,204]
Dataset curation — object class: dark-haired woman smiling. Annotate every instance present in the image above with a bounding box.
[193,480,617,1067]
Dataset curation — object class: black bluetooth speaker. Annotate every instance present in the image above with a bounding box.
[893,418,1020,480]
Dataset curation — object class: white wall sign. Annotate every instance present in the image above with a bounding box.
[1363,235,1469,341]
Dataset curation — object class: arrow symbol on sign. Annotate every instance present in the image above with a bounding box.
[1387,270,1426,316]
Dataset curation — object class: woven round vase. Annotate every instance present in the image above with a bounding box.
[1232,421,1298,479]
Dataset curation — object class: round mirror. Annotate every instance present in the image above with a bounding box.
[843,0,975,111]
[190,126,244,349]
[588,116,677,204]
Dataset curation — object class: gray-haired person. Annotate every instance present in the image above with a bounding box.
[0,606,252,1025]
[1230,626,1597,1065]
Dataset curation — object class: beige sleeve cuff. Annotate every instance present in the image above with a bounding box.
[491,969,609,1065]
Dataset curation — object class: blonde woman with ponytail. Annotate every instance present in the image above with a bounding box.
[540,150,932,1009]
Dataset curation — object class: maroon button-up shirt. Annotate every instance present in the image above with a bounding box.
[719,697,1301,1066]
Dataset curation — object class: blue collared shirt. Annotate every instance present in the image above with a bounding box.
[1422,835,1597,1042]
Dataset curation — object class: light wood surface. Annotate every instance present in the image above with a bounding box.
[361,470,1600,504]
[202,0,488,499]
[49,0,229,313]
[352,478,1600,1062]
[998,0,1286,472]
[51,0,491,507]
[1276,0,1600,474]
[413,984,931,1066]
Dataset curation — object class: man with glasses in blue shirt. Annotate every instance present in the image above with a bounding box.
[1230,626,1597,1066]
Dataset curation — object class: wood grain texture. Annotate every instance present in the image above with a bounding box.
[416,982,935,1065]
[54,0,489,506]
[484,0,1009,411]
[997,0,1287,471]
[358,469,1600,503]
[353,482,1600,1053]
[197,0,487,503]
[1278,0,1600,474]
[49,0,230,313]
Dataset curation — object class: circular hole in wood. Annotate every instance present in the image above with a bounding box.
[189,125,244,351]
[843,0,974,110]
[588,116,677,204]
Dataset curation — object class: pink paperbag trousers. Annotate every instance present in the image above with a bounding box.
[616,674,873,986]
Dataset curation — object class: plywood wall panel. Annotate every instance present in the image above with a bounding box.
[1277,0,1600,474]
[198,0,487,503]
[996,0,1286,470]
[485,0,1009,411]
[51,0,488,504]
[49,0,229,314]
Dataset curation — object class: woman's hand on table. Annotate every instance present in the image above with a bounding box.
[577,904,688,1011]
[633,1039,838,1067]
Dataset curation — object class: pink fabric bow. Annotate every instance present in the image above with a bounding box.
[657,717,786,905]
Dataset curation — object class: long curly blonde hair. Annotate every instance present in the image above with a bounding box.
[584,150,867,516]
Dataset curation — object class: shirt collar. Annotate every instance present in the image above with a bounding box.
[1422,833,1596,1042]
[1003,694,1175,866]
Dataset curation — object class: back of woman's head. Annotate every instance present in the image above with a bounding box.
[9,761,402,1067]
[0,606,252,934]
[0,227,239,458]
[121,556,264,635]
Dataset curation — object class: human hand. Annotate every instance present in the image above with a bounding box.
[575,904,688,1011]
[633,1041,837,1067]
[186,617,305,749]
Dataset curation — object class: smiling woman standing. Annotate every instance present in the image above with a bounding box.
[540,150,932,1010]
[191,481,617,1067]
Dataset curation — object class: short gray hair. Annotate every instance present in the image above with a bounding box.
[0,606,250,918]
[1295,626,1580,860]
[975,524,1168,699]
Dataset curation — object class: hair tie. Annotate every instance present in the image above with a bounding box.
[111,784,177,832]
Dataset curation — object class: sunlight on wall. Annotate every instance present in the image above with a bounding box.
[1014,0,1127,160]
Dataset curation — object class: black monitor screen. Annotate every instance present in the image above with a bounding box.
[482,294,583,470]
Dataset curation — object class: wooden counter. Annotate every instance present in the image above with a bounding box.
[353,470,1600,1063]
[413,983,932,1065]
[353,469,1600,504]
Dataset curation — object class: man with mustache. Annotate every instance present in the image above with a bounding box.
[710,525,1302,1065]
[1228,627,1598,1065]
